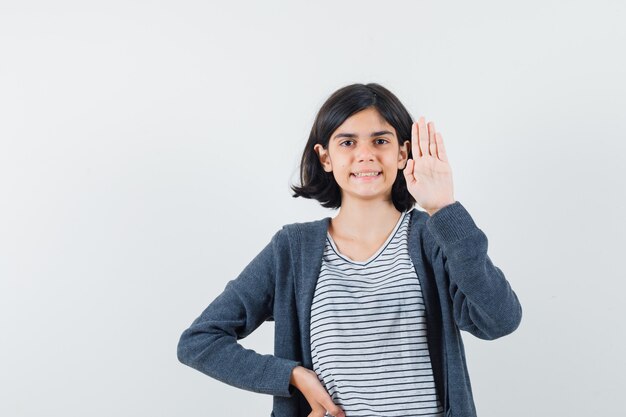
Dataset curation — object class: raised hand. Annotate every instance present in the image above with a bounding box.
[290,366,345,417]
[403,116,456,216]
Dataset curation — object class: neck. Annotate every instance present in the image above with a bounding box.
[331,196,404,241]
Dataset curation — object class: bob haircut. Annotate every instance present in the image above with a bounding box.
[291,82,417,212]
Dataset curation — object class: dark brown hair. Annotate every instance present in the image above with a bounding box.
[290,82,416,211]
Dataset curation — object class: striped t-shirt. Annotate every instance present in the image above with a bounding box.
[310,210,444,417]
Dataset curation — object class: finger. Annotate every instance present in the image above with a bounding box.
[326,405,345,417]
[327,409,345,417]
[320,395,345,417]
[403,159,415,184]
[435,132,448,162]
[418,116,429,156]
[428,121,437,157]
[411,120,420,158]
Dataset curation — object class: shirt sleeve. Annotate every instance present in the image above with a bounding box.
[426,201,523,340]
[176,227,302,397]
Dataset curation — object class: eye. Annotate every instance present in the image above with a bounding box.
[339,140,354,147]
[375,138,389,144]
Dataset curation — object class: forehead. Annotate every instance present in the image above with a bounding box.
[336,107,392,131]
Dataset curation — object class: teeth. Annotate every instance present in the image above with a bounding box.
[354,172,379,177]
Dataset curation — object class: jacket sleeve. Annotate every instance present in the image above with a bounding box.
[176,227,302,397]
[426,201,523,340]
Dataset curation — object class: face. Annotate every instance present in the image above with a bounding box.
[314,107,409,205]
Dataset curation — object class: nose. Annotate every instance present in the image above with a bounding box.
[356,142,376,162]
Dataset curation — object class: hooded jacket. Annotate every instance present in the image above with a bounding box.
[177,201,523,417]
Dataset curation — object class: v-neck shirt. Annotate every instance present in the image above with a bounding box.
[326,211,406,265]
[310,210,445,417]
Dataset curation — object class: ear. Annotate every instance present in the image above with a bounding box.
[398,139,410,170]
[314,144,333,172]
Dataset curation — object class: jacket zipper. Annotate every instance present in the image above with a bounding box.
[443,334,450,416]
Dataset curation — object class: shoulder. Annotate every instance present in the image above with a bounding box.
[407,206,446,264]
[408,207,433,243]
[408,207,429,229]
[280,216,330,236]
[267,216,331,249]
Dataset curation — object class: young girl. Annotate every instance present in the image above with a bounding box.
[177,83,522,417]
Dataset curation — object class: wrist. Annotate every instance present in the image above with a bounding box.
[427,200,456,216]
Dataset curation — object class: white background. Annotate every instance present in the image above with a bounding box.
[1,1,625,416]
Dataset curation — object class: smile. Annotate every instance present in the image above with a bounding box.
[351,172,381,178]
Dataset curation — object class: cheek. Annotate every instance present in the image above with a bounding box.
[334,164,351,182]
[384,153,401,166]
[388,171,399,183]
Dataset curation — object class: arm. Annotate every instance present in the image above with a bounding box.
[426,201,523,340]
[176,228,301,396]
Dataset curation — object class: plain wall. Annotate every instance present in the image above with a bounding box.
[1,0,625,416]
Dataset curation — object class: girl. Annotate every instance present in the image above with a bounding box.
[177,83,522,417]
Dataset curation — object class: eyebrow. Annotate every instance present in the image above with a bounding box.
[332,130,395,141]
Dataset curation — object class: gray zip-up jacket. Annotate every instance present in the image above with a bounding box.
[177,201,523,417]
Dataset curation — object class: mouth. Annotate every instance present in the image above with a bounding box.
[351,171,382,178]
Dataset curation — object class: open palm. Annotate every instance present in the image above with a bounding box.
[403,116,455,215]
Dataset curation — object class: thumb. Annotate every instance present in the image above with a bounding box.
[403,159,415,184]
